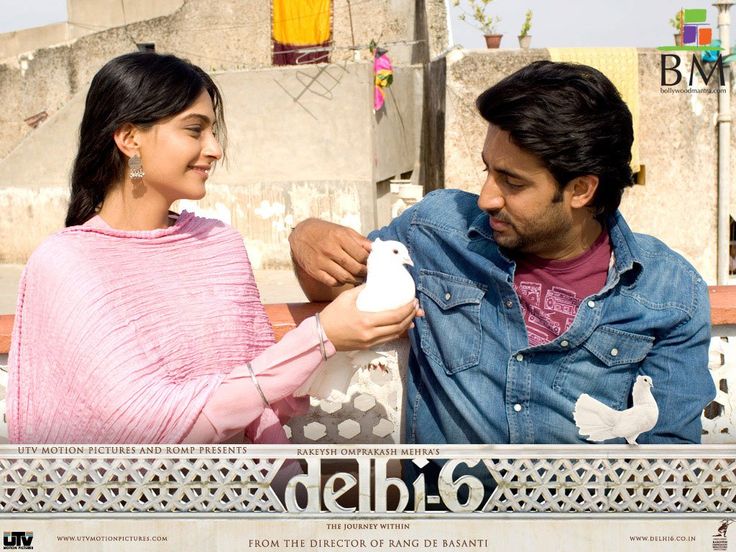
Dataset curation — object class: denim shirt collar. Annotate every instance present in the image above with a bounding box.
[466,209,643,285]
[603,211,644,288]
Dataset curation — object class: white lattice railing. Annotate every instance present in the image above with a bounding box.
[0,445,734,514]
[0,319,734,517]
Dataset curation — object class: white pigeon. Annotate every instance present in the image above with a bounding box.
[356,238,416,312]
[294,239,416,400]
[573,375,659,445]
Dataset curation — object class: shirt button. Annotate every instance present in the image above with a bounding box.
[445,292,451,300]
[505,300,514,308]
[560,340,569,348]
[587,300,596,308]
[516,353,524,362]
[513,404,523,412]
[610,348,619,357]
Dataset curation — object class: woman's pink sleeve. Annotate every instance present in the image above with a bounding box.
[183,316,336,443]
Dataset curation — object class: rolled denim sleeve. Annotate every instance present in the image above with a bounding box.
[638,279,716,444]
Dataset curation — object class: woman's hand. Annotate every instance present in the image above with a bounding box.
[318,285,422,351]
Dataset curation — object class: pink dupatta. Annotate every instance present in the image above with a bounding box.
[7,212,281,443]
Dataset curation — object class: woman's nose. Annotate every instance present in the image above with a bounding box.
[204,132,223,160]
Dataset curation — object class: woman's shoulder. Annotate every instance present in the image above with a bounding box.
[23,229,92,279]
[180,211,246,246]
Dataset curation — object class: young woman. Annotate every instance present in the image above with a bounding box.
[6,52,418,444]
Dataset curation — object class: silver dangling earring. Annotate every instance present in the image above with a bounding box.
[129,154,145,180]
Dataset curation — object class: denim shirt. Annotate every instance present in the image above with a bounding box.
[369,189,715,446]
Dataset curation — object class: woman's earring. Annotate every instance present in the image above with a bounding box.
[129,154,145,180]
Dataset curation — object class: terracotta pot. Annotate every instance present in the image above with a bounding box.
[518,35,531,49]
[674,32,683,46]
[484,34,503,49]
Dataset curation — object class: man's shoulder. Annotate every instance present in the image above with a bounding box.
[632,231,701,276]
[625,230,707,313]
[411,189,483,232]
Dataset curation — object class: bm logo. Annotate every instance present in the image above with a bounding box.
[660,53,725,87]
[3,532,33,550]
[658,7,725,87]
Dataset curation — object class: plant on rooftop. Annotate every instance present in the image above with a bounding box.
[670,8,684,46]
[670,9,683,31]
[518,9,532,49]
[519,9,532,38]
[453,0,503,47]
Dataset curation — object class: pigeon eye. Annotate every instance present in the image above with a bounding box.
[393,249,399,254]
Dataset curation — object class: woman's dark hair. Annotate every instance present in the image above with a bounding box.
[475,60,634,220]
[65,52,226,227]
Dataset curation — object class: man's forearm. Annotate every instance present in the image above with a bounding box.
[288,218,370,301]
[292,258,352,301]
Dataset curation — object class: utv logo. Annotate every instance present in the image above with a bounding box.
[658,8,725,88]
[713,519,734,551]
[2,532,33,550]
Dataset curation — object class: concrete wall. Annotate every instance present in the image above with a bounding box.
[0,23,76,61]
[0,63,422,267]
[66,0,184,34]
[437,48,733,282]
[0,1,184,60]
[0,0,436,161]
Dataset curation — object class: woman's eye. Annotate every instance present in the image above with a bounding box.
[187,126,202,135]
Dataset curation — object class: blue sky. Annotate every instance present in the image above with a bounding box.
[0,0,724,49]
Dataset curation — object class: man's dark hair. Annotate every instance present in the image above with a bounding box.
[475,60,634,219]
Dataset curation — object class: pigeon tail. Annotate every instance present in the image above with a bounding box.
[573,393,620,442]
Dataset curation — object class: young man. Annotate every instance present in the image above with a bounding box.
[289,62,715,453]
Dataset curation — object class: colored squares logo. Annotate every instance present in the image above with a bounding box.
[682,8,712,46]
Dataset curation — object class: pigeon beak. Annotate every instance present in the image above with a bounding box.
[403,256,414,267]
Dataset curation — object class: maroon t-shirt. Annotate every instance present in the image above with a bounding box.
[512,230,611,347]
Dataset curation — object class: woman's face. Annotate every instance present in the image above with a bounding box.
[136,90,222,203]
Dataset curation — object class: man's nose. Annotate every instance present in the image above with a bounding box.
[479,174,504,212]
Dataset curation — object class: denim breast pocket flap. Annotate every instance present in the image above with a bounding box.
[417,270,487,373]
[582,325,654,367]
[417,270,486,310]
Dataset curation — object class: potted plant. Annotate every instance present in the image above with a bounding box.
[518,9,532,49]
[670,9,684,46]
[453,0,503,49]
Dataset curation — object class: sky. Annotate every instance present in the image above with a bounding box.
[0,0,725,49]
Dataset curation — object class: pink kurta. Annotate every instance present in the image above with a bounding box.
[7,212,333,443]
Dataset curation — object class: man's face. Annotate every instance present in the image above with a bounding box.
[477,125,575,258]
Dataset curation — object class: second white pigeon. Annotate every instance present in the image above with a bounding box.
[573,375,659,445]
[356,238,416,312]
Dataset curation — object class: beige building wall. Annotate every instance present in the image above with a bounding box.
[0,23,75,60]
[0,63,422,267]
[66,0,184,33]
[0,0,444,161]
[438,49,730,283]
[0,0,184,60]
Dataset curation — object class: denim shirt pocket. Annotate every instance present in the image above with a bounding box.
[553,326,655,409]
[417,270,486,374]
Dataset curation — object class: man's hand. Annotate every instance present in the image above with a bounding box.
[289,218,372,287]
